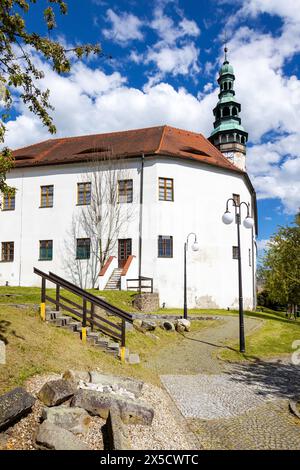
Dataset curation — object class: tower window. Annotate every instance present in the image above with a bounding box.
[216,109,221,119]
[223,106,230,117]
[224,82,228,91]
[228,134,234,142]
[229,82,232,90]
[241,136,246,144]
[232,107,238,116]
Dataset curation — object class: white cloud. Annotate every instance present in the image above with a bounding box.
[3,58,215,150]
[150,5,200,44]
[146,43,200,77]
[102,9,144,45]
[257,239,270,251]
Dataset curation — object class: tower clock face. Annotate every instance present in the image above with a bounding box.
[224,151,235,161]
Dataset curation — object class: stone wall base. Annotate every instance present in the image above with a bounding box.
[133,293,160,312]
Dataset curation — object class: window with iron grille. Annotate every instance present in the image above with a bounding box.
[118,179,133,203]
[39,240,53,261]
[159,178,174,201]
[2,242,14,262]
[2,193,15,211]
[40,185,54,208]
[76,238,90,259]
[158,236,173,258]
[232,246,239,260]
[77,182,91,205]
[232,193,240,206]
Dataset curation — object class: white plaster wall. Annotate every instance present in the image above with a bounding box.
[0,156,256,310]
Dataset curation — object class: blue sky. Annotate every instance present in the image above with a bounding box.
[3,0,300,256]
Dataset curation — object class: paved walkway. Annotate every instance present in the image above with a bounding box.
[148,316,300,450]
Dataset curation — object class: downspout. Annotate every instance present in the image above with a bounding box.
[138,153,145,293]
[251,191,258,310]
[18,172,24,286]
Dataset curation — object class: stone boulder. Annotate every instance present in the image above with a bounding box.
[72,389,154,425]
[38,379,75,407]
[133,319,156,333]
[0,387,35,430]
[41,406,91,435]
[175,318,191,333]
[89,372,143,398]
[160,320,175,331]
[141,320,156,331]
[62,370,91,385]
[36,420,89,450]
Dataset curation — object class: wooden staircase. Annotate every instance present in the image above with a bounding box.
[33,268,138,363]
[45,309,131,359]
[104,268,122,290]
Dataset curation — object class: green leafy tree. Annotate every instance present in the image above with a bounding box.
[261,214,300,313]
[0,0,101,193]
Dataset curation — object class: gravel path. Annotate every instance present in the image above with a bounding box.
[155,315,300,450]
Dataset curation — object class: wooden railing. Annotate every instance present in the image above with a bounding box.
[126,276,153,293]
[34,268,133,357]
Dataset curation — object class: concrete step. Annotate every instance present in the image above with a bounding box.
[66,321,82,331]
[96,338,109,347]
[107,342,120,351]
[76,325,91,334]
[55,316,72,326]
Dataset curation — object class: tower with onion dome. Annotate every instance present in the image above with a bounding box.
[209,46,248,171]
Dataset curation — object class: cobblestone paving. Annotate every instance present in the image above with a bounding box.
[189,401,300,450]
[158,316,300,450]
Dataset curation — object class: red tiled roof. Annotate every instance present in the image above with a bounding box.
[12,125,243,174]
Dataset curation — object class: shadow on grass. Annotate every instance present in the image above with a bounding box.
[0,320,11,344]
[182,333,238,353]
[225,359,300,400]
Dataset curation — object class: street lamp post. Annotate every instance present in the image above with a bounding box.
[183,233,199,320]
[222,199,254,352]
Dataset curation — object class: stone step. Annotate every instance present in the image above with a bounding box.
[55,316,72,326]
[66,321,82,331]
[107,342,120,351]
[96,338,109,348]
[76,325,91,334]
[46,310,58,320]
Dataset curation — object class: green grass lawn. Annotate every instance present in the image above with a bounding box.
[219,315,300,362]
[0,305,214,394]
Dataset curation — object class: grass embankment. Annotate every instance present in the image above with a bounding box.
[0,286,137,312]
[0,305,213,394]
[218,309,300,362]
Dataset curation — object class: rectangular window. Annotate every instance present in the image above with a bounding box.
[232,193,240,205]
[39,240,53,261]
[118,179,133,203]
[76,238,90,259]
[77,182,91,205]
[232,246,239,260]
[40,185,54,208]
[2,193,15,211]
[1,242,14,262]
[158,236,173,258]
[159,178,174,201]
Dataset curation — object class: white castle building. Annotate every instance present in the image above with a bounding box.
[0,53,257,310]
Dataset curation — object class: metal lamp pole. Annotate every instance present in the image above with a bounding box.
[222,199,254,353]
[183,232,199,320]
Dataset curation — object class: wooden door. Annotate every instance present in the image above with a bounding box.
[118,239,132,268]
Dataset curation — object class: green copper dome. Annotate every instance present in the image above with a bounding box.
[210,120,246,137]
[220,61,234,75]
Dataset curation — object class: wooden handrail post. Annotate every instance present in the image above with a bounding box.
[56,284,60,312]
[40,277,46,321]
[90,303,94,332]
[82,298,87,343]
[120,318,126,363]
